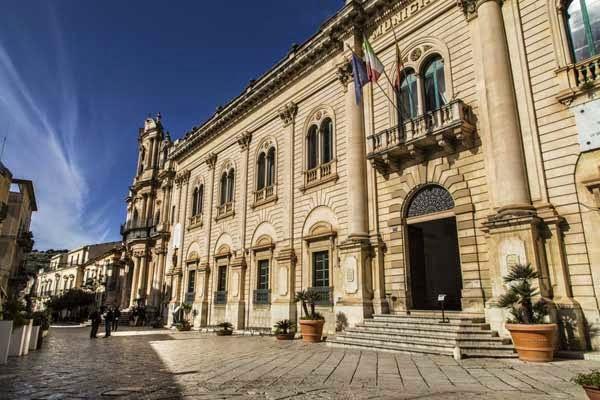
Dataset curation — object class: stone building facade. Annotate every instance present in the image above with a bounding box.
[0,178,36,300]
[121,0,600,350]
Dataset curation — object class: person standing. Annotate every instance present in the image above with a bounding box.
[103,307,113,338]
[89,309,101,339]
[112,307,121,332]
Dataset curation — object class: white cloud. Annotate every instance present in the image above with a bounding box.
[0,30,112,250]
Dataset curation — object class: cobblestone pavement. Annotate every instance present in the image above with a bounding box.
[1,327,599,399]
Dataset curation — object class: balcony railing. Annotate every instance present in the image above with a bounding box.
[303,159,337,188]
[216,202,234,219]
[121,222,155,243]
[188,214,203,228]
[309,286,333,306]
[571,54,600,87]
[367,100,475,169]
[214,290,227,305]
[253,289,270,305]
[254,186,275,204]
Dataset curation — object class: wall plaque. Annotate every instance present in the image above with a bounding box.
[574,99,600,152]
[278,266,288,296]
[344,256,358,294]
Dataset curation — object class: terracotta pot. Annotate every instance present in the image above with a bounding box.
[299,319,324,343]
[276,333,295,340]
[583,386,600,400]
[505,323,557,362]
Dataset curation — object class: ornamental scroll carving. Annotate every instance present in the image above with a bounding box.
[278,102,298,126]
[406,185,455,218]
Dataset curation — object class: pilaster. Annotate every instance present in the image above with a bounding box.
[226,256,247,329]
[271,248,297,324]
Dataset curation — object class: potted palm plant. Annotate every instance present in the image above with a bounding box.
[175,303,192,331]
[295,289,325,343]
[571,370,600,400]
[215,322,233,336]
[496,264,557,362]
[274,319,295,340]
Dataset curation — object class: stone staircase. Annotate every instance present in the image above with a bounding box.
[327,311,516,359]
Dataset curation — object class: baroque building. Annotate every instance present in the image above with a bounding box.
[121,0,600,351]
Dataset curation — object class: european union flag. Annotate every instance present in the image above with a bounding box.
[351,52,368,105]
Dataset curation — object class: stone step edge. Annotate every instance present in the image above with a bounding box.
[327,339,455,356]
[376,313,485,322]
[336,333,513,349]
[365,320,491,329]
[355,324,497,335]
[345,329,508,343]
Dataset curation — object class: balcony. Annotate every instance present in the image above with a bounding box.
[253,289,270,305]
[367,100,476,172]
[216,202,234,220]
[302,159,338,191]
[557,54,600,104]
[150,223,170,237]
[253,186,276,208]
[309,286,333,306]
[121,223,154,243]
[187,214,203,230]
[214,290,227,305]
[17,231,34,252]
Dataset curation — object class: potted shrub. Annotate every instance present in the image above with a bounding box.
[0,299,12,365]
[274,319,296,340]
[496,264,557,362]
[215,322,233,336]
[295,289,325,343]
[571,370,600,400]
[175,303,193,331]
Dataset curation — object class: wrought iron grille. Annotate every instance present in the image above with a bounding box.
[406,185,454,218]
[253,289,270,305]
[214,290,227,305]
[309,286,333,306]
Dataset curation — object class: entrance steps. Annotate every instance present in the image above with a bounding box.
[327,311,516,359]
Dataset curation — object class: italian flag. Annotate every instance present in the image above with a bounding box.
[363,36,385,83]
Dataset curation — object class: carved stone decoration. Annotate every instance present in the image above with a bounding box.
[175,170,191,186]
[336,61,353,90]
[232,271,240,297]
[278,102,298,126]
[237,131,253,150]
[205,152,218,170]
[278,266,288,296]
[410,48,422,62]
[407,185,455,218]
[344,256,358,294]
[457,0,478,17]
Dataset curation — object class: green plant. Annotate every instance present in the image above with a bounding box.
[571,370,600,387]
[274,319,296,335]
[32,311,51,330]
[2,295,28,328]
[294,289,324,321]
[175,320,192,331]
[217,322,233,332]
[496,264,548,324]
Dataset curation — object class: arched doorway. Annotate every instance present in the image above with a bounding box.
[405,185,462,311]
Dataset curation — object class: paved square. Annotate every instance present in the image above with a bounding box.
[1,327,599,399]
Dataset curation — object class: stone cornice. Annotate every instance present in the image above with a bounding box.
[169,1,370,161]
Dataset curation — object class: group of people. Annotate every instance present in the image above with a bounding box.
[89,306,121,339]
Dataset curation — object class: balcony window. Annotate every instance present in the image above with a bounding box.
[566,0,600,62]
[217,168,235,218]
[254,145,277,206]
[217,265,227,292]
[187,270,196,293]
[257,259,269,290]
[423,56,446,113]
[303,111,337,189]
[312,251,329,288]
[307,126,319,170]
[397,69,418,121]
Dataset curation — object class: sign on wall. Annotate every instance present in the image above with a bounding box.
[574,99,600,152]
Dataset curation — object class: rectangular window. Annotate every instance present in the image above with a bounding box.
[257,259,269,290]
[187,270,196,293]
[217,265,227,291]
[312,251,329,288]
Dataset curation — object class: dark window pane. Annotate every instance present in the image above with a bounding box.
[198,185,204,214]
[227,170,235,202]
[266,148,276,187]
[257,153,266,190]
[423,56,445,112]
[307,126,318,169]
[192,188,199,216]
[220,173,228,205]
[312,251,329,287]
[187,270,195,293]
[257,259,269,290]
[218,266,227,291]
[321,119,333,164]
[397,69,418,120]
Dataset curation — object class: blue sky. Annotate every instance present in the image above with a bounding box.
[1,1,341,250]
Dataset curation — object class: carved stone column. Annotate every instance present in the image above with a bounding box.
[129,256,140,307]
[173,170,190,305]
[237,132,252,249]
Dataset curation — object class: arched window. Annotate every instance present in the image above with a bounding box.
[220,173,228,206]
[307,125,319,170]
[226,169,235,203]
[192,187,199,216]
[321,118,333,164]
[198,184,204,215]
[423,56,446,113]
[397,69,418,120]
[257,152,266,190]
[139,147,146,174]
[132,209,139,227]
[566,0,600,62]
[266,147,276,187]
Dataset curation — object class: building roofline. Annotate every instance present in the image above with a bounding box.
[12,179,38,211]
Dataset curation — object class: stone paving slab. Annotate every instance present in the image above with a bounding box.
[0,327,599,399]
